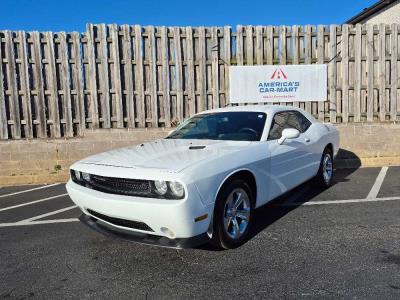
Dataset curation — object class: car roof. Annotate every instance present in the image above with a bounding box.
[198,105,304,115]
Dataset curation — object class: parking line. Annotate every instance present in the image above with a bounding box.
[367,166,389,199]
[0,218,78,228]
[0,193,68,212]
[284,196,400,206]
[17,205,77,223]
[0,183,62,198]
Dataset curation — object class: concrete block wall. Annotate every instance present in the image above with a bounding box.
[0,124,399,186]
[0,128,168,185]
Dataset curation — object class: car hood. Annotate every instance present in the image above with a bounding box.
[79,139,251,173]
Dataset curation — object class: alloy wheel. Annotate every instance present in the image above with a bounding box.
[223,188,251,240]
[322,153,333,184]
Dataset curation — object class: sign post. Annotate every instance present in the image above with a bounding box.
[229,65,327,104]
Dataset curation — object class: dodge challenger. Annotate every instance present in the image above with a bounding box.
[66,105,339,249]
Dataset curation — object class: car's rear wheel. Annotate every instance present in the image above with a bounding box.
[211,178,254,249]
[316,147,334,187]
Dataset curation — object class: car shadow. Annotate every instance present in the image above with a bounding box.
[249,149,361,241]
[197,149,361,251]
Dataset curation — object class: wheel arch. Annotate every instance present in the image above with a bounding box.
[325,143,334,155]
[214,168,258,206]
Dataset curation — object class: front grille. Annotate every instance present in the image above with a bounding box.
[87,209,154,232]
[88,174,151,196]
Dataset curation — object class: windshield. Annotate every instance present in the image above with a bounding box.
[166,112,267,141]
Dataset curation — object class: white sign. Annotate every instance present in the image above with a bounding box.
[229,64,327,103]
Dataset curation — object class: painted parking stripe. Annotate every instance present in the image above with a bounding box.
[17,205,77,223]
[0,193,68,212]
[284,196,400,206]
[0,218,78,228]
[0,196,399,229]
[0,183,62,198]
[367,166,389,199]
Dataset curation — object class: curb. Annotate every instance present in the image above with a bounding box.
[335,157,400,168]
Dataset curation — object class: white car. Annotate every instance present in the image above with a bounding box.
[66,105,339,249]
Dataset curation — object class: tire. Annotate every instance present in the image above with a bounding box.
[211,178,254,249]
[315,147,334,188]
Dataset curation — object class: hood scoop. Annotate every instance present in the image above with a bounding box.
[189,145,206,150]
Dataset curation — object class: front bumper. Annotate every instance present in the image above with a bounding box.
[79,214,209,249]
[66,179,212,241]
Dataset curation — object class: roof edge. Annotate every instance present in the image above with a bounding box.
[345,0,398,24]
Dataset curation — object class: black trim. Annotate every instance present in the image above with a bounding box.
[79,214,209,249]
[86,208,154,232]
[345,0,398,24]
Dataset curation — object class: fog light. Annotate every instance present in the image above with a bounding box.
[160,227,175,239]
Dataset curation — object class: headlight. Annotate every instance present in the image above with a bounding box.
[73,169,81,181]
[82,172,91,182]
[154,180,168,195]
[71,169,90,184]
[168,181,185,198]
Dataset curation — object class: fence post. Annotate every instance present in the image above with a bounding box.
[59,32,73,137]
[186,26,196,116]
[329,25,338,123]
[71,32,85,135]
[5,31,21,138]
[31,32,47,138]
[366,24,374,122]
[317,25,326,121]
[0,32,8,139]
[160,26,171,126]
[110,24,124,128]
[18,31,33,138]
[390,24,398,121]
[378,23,386,121]
[198,27,207,112]
[354,24,362,122]
[86,24,99,128]
[341,25,349,123]
[211,27,220,109]
[148,26,159,127]
[121,25,135,128]
[134,25,145,127]
[223,26,231,106]
[45,32,61,137]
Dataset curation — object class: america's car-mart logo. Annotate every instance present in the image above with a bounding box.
[258,68,300,95]
[270,68,287,79]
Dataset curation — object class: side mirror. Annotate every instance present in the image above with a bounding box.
[278,128,300,145]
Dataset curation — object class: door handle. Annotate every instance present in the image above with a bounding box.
[304,137,310,143]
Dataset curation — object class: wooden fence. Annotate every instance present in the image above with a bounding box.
[0,23,399,139]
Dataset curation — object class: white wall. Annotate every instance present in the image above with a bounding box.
[360,0,400,24]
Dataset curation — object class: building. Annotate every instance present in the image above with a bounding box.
[345,0,400,24]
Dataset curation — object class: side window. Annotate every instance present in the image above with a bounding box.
[268,112,291,140]
[268,111,312,140]
[292,111,311,132]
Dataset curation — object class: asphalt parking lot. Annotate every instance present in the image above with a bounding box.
[1,166,400,299]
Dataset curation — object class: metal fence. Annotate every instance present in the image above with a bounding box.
[0,23,399,139]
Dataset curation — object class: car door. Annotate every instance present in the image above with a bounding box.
[267,111,315,199]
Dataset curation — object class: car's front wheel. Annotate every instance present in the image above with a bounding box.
[211,178,254,249]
